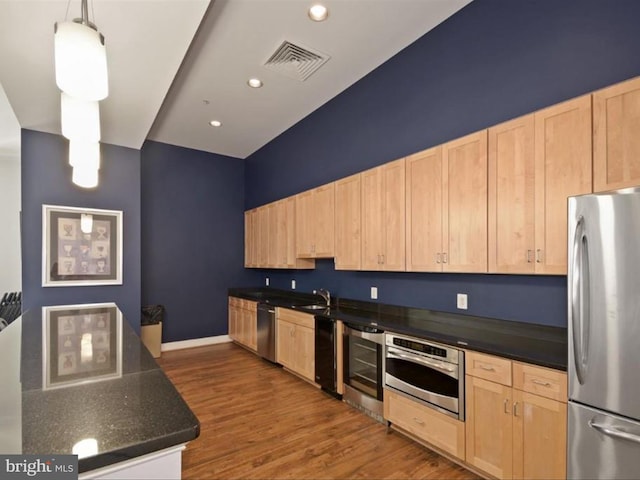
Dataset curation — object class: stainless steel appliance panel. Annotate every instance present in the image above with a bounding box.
[342,323,384,419]
[384,333,464,420]
[256,303,276,362]
[568,189,640,420]
[568,402,640,480]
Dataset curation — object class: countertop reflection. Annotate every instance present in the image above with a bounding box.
[0,305,199,473]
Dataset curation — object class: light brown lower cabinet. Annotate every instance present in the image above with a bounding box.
[384,389,465,459]
[275,308,315,382]
[465,351,567,480]
[228,297,257,351]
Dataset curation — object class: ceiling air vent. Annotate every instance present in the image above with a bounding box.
[264,40,330,82]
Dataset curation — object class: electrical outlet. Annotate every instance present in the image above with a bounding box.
[371,286,378,300]
[457,293,468,310]
[265,277,270,286]
[291,280,296,290]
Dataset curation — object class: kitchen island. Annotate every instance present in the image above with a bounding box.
[0,304,199,478]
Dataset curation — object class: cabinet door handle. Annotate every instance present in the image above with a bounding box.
[536,249,542,263]
[442,252,448,264]
[380,254,385,265]
[526,250,533,263]
[479,364,495,372]
[532,379,552,387]
[377,254,381,264]
[504,399,510,414]
[513,402,519,417]
[413,417,425,426]
[435,253,441,264]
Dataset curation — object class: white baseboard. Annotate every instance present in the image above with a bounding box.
[161,335,232,352]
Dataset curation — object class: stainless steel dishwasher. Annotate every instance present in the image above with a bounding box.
[256,303,276,362]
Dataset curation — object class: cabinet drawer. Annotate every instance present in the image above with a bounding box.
[276,307,315,329]
[513,362,567,402]
[384,389,465,459]
[466,351,512,386]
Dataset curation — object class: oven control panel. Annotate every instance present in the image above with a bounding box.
[386,333,460,365]
[392,337,447,358]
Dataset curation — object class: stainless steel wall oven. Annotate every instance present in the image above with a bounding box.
[384,333,465,420]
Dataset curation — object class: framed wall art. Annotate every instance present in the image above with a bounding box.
[42,303,123,390]
[42,204,123,287]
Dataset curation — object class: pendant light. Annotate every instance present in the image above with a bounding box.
[54,0,108,189]
[54,2,108,101]
[69,140,100,170]
[61,92,100,142]
[72,163,99,189]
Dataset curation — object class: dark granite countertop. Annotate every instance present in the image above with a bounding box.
[229,287,567,370]
[0,304,199,473]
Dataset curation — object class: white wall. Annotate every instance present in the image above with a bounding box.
[0,156,21,294]
[0,82,21,295]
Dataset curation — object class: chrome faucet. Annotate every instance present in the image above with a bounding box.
[313,289,331,307]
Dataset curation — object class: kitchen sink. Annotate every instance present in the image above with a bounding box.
[297,304,329,310]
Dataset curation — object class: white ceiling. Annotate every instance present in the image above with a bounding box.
[0,0,471,160]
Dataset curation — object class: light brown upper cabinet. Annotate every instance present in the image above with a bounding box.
[443,130,488,272]
[361,158,406,271]
[244,209,256,268]
[283,197,314,269]
[244,198,313,269]
[406,145,443,271]
[407,131,488,273]
[593,76,640,192]
[295,182,335,258]
[489,95,592,275]
[488,114,536,273]
[256,205,270,267]
[534,95,592,274]
[335,173,361,270]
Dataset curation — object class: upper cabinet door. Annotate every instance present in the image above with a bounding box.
[593,76,640,192]
[534,95,592,274]
[361,159,406,271]
[295,183,335,259]
[295,189,315,258]
[406,146,443,272]
[335,173,362,270]
[443,130,488,273]
[312,182,335,258]
[361,166,384,270]
[381,158,406,271]
[488,115,536,274]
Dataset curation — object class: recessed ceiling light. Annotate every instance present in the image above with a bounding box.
[308,4,328,22]
[247,78,263,88]
[209,120,222,127]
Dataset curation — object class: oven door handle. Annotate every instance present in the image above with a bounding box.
[387,347,458,378]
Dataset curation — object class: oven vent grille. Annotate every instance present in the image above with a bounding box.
[264,40,330,82]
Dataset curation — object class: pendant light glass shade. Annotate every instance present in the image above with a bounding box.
[72,163,99,189]
[61,93,100,142]
[55,21,108,101]
[69,140,100,169]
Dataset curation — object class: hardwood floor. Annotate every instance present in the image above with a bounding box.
[158,343,479,480]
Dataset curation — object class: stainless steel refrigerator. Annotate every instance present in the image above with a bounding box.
[568,187,640,479]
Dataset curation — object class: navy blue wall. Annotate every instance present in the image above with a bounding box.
[141,141,258,342]
[243,1,640,328]
[21,129,142,332]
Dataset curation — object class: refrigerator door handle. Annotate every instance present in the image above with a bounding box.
[589,419,640,444]
[571,215,590,384]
